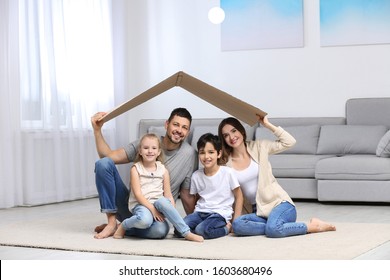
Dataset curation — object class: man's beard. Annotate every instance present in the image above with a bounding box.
[166,132,183,145]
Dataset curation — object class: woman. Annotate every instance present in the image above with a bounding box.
[218,116,336,238]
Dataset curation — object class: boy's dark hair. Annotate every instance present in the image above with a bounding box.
[168,108,192,124]
[197,133,222,153]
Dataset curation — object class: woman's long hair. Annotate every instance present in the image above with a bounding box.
[218,117,247,164]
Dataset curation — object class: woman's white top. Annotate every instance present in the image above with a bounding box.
[232,159,259,205]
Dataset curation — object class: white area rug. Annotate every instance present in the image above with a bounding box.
[1,209,390,260]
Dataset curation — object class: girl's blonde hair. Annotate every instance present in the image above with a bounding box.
[134,133,164,163]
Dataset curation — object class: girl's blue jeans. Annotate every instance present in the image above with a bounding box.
[184,211,228,239]
[154,197,191,237]
[232,201,307,238]
[94,157,169,239]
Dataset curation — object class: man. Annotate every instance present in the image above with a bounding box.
[91,108,198,239]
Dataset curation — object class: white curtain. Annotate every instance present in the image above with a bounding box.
[0,0,23,208]
[0,0,117,208]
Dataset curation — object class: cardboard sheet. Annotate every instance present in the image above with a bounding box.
[100,71,267,126]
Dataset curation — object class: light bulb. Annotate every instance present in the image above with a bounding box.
[208,7,225,24]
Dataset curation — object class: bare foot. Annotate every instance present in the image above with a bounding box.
[113,223,126,239]
[226,222,232,233]
[307,217,336,233]
[184,232,204,242]
[94,223,107,233]
[94,223,117,239]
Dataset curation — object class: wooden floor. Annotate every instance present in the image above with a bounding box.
[1,197,390,260]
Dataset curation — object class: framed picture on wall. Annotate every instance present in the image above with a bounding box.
[320,0,390,47]
[221,0,304,51]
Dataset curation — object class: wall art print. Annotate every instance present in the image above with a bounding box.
[320,0,390,47]
[221,0,304,51]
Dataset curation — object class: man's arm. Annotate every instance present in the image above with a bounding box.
[180,149,199,215]
[180,188,196,215]
[91,112,130,164]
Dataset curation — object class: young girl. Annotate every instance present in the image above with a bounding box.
[183,133,243,239]
[113,133,203,242]
[218,116,336,238]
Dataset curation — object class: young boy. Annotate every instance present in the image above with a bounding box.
[183,133,243,239]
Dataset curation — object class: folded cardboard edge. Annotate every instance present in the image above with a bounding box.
[100,71,267,126]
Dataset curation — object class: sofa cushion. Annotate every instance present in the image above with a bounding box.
[256,125,320,154]
[376,130,390,158]
[267,117,345,126]
[317,125,387,155]
[190,126,218,150]
[270,154,334,178]
[147,126,166,138]
[315,155,390,180]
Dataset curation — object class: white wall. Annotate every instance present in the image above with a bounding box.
[113,0,390,142]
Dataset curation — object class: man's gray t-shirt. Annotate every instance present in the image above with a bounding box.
[123,139,198,200]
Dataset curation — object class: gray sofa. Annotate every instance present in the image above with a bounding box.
[138,97,390,203]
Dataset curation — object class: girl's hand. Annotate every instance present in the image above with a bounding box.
[151,207,165,222]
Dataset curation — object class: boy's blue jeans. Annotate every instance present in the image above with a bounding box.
[184,211,228,239]
[94,157,169,239]
[232,201,307,238]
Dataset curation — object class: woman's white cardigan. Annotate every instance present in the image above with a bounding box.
[227,126,297,218]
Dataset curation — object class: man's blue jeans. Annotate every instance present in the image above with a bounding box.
[95,157,169,239]
[232,201,307,238]
[184,211,228,239]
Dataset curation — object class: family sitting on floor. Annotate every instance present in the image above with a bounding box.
[91,108,336,242]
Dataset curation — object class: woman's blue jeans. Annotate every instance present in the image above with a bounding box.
[232,201,307,238]
[95,157,169,239]
[184,211,228,239]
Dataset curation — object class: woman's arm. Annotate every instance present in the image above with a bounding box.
[258,115,296,154]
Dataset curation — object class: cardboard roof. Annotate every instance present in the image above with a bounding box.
[99,71,267,126]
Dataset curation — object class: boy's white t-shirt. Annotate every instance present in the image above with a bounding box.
[190,166,240,221]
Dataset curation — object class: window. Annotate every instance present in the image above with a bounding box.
[19,0,114,130]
